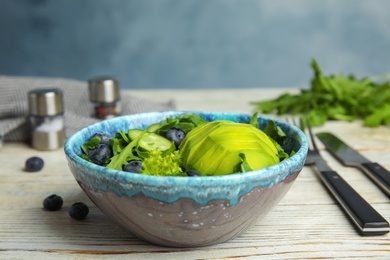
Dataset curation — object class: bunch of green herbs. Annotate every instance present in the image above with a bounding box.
[252,59,390,127]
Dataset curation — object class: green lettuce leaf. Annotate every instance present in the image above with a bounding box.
[233,153,253,173]
[81,136,101,155]
[154,114,206,136]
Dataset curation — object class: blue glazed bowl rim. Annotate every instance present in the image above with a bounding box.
[64,111,308,185]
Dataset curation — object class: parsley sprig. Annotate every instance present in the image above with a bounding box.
[252,59,390,127]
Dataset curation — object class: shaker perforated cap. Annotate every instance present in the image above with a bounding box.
[28,88,64,116]
[88,76,120,103]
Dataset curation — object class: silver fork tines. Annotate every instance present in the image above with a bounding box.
[299,117,332,172]
[291,116,389,236]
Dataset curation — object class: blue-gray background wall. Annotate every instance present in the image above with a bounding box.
[1,0,390,89]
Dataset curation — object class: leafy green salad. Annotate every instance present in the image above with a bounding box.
[79,113,292,177]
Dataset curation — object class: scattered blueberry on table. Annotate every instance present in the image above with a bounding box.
[69,202,89,220]
[43,194,63,211]
[25,156,44,172]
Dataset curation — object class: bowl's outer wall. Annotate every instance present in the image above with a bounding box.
[79,169,300,247]
[64,111,308,247]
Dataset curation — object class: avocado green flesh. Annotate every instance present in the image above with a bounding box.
[210,124,277,154]
[179,120,280,175]
[216,137,277,158]
[213,152,241,175]
[195,147,230,175]
[179,122,222,162]
[189,138,231,175]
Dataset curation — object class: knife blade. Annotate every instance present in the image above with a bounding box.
[316,132,390,198]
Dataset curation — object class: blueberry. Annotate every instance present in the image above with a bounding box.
[124,160,143,173]
[69,202,89,220]
[91,132,111,145]
[25,156,44,172]
[88,144,112,165]
[186,169,201,177]
[166,128,186,148]
[43,194,63,211]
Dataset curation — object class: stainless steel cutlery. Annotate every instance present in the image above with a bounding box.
[292,118,389,235]
[316,132,390,198]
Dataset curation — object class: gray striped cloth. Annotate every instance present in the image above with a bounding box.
[0,75,176,142]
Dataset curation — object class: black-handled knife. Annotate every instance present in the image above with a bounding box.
[316,132,390,198]
[318,169,389,235]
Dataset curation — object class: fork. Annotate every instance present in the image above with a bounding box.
[294,117,389,236]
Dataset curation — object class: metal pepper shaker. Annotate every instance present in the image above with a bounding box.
[28,88,65,150]
[88,76,121,119]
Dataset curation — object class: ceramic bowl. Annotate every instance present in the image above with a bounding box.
[64,111,308,247]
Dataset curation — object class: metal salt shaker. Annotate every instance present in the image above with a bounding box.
[88,76,121,119]
[28,88,65,150]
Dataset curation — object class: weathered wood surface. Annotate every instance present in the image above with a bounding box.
[1,88,390,259]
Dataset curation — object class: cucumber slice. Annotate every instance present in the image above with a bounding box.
[128,129,143,141]
[138,133,173,152]
[146,123,161,133]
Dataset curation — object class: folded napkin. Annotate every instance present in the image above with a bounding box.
[0,76,176,142]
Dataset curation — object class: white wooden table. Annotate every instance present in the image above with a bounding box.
[1,88,390,259]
